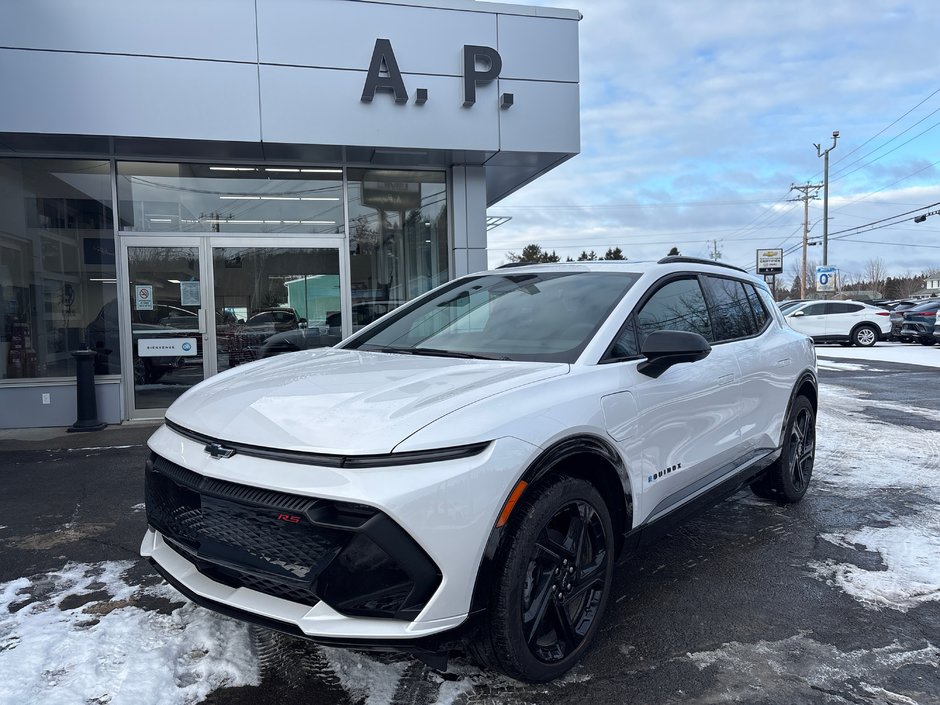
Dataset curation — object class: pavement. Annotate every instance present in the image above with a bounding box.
[1,356,939,705]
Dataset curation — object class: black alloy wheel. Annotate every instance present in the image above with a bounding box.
[786,402,815,495]
[751,395,815,503]
[521,499,609,665]
[472,476,614,682]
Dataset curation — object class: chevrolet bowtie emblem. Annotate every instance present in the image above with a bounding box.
[205,442,236,459]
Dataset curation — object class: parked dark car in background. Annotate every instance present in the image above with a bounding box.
[888,300,920,342]
[899,299,940,345]
[228,307,306,366]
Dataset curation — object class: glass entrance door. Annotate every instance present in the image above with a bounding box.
[209,240,344,375]
[120,236,346,418]
[121,238,209,417]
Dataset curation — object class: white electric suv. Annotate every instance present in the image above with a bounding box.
[141,257,817,682]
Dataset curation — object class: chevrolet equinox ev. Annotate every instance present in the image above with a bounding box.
[141,257,818,682]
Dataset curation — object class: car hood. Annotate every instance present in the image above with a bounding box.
[166,348,568,454]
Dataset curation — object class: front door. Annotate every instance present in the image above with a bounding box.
[121,238,210,418]
[120,236,345,419]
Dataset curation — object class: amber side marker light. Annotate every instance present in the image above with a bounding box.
[496,481,528,527]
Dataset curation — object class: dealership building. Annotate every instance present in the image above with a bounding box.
[0,0,580,427]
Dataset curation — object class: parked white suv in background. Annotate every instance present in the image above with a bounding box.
[783,300,891,346]
[141,257,817,682]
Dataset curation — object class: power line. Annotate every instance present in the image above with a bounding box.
[829,87,940,170]
[830,117,940,183]
[827,200,940,238]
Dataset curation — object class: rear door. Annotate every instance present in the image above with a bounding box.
[824,302,861,337]
[700,275,786,453]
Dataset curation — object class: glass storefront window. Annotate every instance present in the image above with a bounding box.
[347,169,448,332]
[117,162,344,235]
[212,247,341,373]
[0,159,116,380]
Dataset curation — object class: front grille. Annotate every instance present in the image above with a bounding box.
[145,453,442,619]
[146,454,348,606]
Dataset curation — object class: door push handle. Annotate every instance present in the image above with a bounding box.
[717,374,734,386]
[777,358,791,367]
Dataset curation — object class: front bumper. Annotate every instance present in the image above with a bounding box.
[900,323,933,337]
[141,423,538,641]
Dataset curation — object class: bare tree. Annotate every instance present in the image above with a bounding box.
[895,270,925,299]
[863,258,888,298]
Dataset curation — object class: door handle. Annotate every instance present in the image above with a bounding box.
[197,308,207,335]
[717,373,734,386]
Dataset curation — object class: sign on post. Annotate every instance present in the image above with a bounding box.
[816,266,837,293]
[756,249,783,275]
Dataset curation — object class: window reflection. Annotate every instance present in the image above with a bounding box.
[213,247,341,371]
[347,169,447,333]
[117,162,344,236]
[0,159,116,380]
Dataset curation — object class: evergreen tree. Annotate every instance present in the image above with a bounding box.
[603,247,625,260]
[506,244,560,263]
[577,250,598,261]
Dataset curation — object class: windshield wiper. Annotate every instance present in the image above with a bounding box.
[369,345,509,361]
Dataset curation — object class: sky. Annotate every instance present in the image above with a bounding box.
[4,361,940,704]
[485,0,940,286]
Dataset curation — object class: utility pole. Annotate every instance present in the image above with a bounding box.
[709,239,722,261]
[789,183,822,298]
[814,130,839,265]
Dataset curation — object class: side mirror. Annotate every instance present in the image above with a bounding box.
[791,311,805,317]
[638,330,711,379]
[298,318,308,329]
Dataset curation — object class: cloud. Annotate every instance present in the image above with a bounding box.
[488,0,940,274]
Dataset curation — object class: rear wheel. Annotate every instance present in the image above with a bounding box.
[919,337,935,346]
[851,325,878,347]
[471,476,614,682]
[751,395,815,503]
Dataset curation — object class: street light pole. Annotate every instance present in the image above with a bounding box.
[815,131,839,266]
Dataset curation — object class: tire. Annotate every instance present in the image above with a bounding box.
[919,337,935,346]
[751,395,815,503]
[851,325,878,347]
[470,475,615,682]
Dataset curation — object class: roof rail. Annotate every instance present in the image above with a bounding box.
[657,256,747,273]
[496,261,542,269]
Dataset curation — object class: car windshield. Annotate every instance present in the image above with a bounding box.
[344,271,641,363]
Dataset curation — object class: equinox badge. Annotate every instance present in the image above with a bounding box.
[205,442,236,459]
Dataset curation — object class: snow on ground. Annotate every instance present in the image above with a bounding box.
[0,561,259,705]
[686,634,938,705]
[809,381,940,611]
[815,341,940,368]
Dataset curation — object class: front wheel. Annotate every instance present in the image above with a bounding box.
[919,337,936,346]
[852,325,878,347]
[471,476,614,682]
[751,395,815,503]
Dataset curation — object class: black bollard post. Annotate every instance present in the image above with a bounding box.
[69,349,106,432]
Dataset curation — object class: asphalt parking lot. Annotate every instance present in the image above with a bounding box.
[1,349,939,705]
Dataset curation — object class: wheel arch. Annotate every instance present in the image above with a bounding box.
[780,370,817,446]
[850,321,881,341]
[468,434,633,614]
